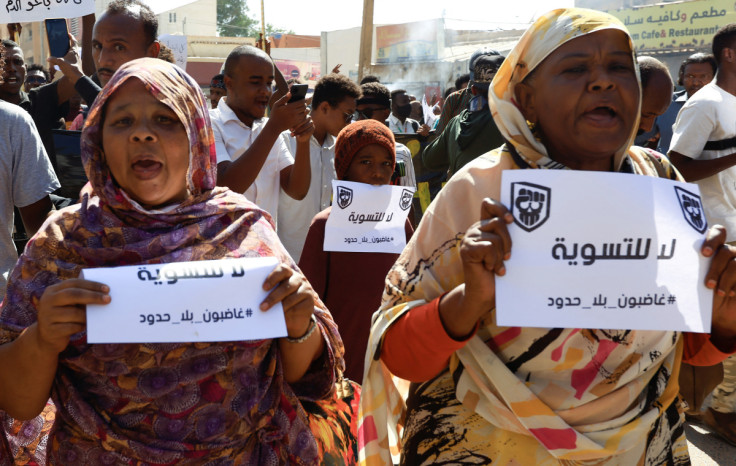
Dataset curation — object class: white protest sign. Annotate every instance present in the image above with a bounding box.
[82,257,287,343]
[158,34,188,70]
[2,0,95,23]
[324,180,414,254]
[495,170,712,332]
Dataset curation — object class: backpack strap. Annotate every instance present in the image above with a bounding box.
[704,136,736,151]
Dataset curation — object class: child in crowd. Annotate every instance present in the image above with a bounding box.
[299,120,413,381]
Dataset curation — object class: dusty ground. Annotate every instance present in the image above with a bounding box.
[686,421,736,465]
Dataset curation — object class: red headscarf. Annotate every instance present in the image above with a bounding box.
[334,119,396,180]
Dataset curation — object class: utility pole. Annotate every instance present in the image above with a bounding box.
[261,0,267,46]
[358,0,374,83]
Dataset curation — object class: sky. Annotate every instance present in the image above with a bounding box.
[249,0,576,36]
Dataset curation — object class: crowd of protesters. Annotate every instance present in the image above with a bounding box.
[1,2,736,464]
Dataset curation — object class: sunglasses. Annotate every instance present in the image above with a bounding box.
[343,111,354,123]
[352,107,385,120]
[25,76,46,84]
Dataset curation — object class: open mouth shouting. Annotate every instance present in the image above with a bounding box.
[131,155,164,180]
[583,103,620,129]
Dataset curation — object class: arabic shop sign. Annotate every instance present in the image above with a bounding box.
[608,0,736,52]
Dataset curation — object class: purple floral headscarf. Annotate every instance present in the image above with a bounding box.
[0,58,344,464]
[82,57,218,223]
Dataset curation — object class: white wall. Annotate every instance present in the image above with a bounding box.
[320,27,360,79]
[270,47,320,63]
[96,0,217,37]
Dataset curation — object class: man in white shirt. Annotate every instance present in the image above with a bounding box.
[668,24,736,444]
[211,45,313,225]
[277,74,361,261]
[649,53,716,154]
[669,27,736,242]
[388,89,429,137]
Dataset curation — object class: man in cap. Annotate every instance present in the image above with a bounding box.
[422,50,505,178]
[433,48,498,136]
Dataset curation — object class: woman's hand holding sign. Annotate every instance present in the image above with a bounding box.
[36,279,110,355]
[262,264,325,383]
[439,198,513,340]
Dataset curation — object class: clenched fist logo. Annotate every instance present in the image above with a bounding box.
[510,182,550,232]
[674,186,707,233]
[682,194,703,229]
[516,188,546,226]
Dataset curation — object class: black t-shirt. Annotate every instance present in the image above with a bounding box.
[19,84,67,170]
[17,76,101,173]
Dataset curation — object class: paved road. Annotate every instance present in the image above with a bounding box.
[686,422,736,465]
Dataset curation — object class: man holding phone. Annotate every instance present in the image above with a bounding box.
[277,73,361,261]
[48,0,161,125]
[46,18,71,58]
[211,45,314,226]
[1,1,159,175]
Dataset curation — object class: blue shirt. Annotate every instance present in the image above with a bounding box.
[657,90,687,155]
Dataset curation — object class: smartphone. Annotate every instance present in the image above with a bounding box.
[45,18,70,58]
[288,84,308,103]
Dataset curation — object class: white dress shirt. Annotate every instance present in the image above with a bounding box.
[277,133,337,261]
[210,99,294,226]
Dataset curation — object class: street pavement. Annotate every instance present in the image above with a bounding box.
[686,421,736,465]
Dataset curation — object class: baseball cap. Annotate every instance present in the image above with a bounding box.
[469,48,504,91]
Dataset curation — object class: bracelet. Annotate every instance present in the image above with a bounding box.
[286,315,318,344]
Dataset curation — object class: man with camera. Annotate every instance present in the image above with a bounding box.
[422,49,505,179]
[276,73,361,261]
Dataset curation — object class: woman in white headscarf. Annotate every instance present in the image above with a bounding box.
[358,8,736,465]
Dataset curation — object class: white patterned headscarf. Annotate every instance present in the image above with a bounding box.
[489,8,641,171]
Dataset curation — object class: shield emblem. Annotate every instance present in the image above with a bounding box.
[510,182,551,232]
[674,186,707,233]
[399,189,413,211]
[336,186,353,209]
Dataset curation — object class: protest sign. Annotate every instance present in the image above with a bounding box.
[158,34,188,69]
[495,170,712,332]
[2,0,94,24]
[1,0,196,24]
[83,257,287,343]
[324,180,414,254]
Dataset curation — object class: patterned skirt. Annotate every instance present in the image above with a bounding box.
[1,381,360,465]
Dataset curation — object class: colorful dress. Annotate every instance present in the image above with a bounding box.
[358,8,734,465]
[0,59,355,465]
